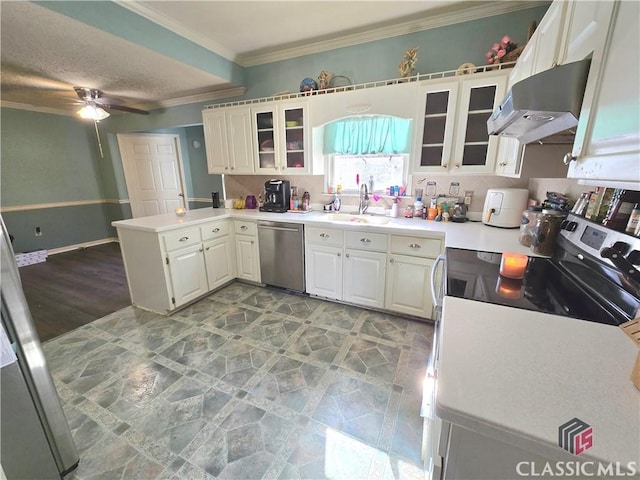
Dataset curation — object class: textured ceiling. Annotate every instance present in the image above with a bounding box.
[0,1,542,117]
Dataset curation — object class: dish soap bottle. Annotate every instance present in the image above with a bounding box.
[333,193,341,212]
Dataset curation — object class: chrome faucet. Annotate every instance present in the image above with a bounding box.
[358,183,369,215]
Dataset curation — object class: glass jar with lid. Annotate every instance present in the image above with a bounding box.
[519,206,543,247]
[530,209,567,256]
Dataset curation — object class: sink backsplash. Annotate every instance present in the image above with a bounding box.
[223,174,583,214]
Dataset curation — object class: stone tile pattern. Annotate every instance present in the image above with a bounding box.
[43,282,433,480]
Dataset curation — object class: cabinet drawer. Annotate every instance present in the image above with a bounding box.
[234,220,257,236]
[163,227,202,252]
[306,226,344,247]
[390,235,442,258]
[201,221,230,241]
[345,230,388,252]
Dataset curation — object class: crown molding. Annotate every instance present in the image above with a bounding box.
[116,0,238,63]
[156,86,246,108]
[239,1,549,67]
[0,101,74,116]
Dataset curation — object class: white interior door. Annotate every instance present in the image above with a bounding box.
[117,133,188,218]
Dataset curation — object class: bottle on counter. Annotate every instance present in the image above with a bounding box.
[442,205,450,222]
[333,194,341,212]
[413,197,424,218]
[625,203,640,234]
[302,191,310,211]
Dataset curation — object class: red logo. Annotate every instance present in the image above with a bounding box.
[559,418,593,455]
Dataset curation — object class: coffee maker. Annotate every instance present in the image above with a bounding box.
[260,179,290,213]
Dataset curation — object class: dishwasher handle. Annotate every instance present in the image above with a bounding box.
[430,253,446,309]
[258,225,300,233]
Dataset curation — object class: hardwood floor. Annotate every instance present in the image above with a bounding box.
[18,242,131,342]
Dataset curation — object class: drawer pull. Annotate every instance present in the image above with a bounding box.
[337,252,341,257]
[205,247,210,251]
[241,225,248,230]
[345,253,350,258]
[390,258,395,264]
[360,238,371,243]
[179,236,189,242]
[199,248,203,252]
[409,243,421,249]
[320,233,330,238]
[213,228,220,233]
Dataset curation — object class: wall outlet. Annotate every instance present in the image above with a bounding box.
[34,226,42,237]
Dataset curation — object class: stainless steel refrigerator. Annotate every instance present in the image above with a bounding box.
[0,217,79,479]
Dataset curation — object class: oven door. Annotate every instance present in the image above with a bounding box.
[421,253,446,479]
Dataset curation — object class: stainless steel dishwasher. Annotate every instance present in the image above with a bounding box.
[257,220,305,292]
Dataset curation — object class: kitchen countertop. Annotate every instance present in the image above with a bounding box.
[112,207,531,255]
[437,296,640,469]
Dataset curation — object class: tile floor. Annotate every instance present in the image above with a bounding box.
[44,282,434,480]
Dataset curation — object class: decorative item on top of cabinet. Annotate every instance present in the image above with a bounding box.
[318,70,332,90]
[398,47,418,78]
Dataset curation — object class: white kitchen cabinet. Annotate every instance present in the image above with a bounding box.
[530,0,567,74]
[253,100,311,175]
[566,1,639,185]
[233,220,260,283]
[385,235,442,319]
[558,0,615,66]
[203,237,235,290]
[343,249,386,308]
[305,243,343,300]
[167,244,209,307]
[202,106,254,174]
[415,71,507,174]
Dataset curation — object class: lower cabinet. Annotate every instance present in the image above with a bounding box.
[234,220,261,282]
[385,235,443,319]
[203,237,236,290]
[166,244,210,307]
[305,243,343,299]
[343,249,387,308]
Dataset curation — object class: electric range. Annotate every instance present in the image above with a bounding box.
[446,213,640,326]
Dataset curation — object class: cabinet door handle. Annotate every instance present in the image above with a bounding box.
[251,240,254,244]
[390,258,395,264]
[241,225,248,230]
[199,248,203,252]
[224,166,229,170]
[179,236,189,242]
[320,233,330,238]
[563,152,576,165]
[337,252,341,257]
[409,243,421,249]
[455,164,460,168]
[230,166,235,170]
[360,238,371,243]
[345,253,350,258]
[205,246,210,251]
[213,228,220,233]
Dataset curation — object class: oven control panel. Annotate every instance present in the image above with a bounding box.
[560,214,640,268]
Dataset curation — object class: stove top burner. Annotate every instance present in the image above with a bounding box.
[446,247,639,326]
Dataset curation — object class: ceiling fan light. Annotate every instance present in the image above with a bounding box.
[77,105,110,120]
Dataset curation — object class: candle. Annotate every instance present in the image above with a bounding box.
[495,276,523,299]
[175,207,187,216]
[499,252,528,279]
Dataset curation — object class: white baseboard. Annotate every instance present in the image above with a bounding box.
[47,237,119,255]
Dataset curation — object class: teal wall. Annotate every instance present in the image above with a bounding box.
[0,3,549,253]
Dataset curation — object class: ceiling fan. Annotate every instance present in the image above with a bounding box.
[73,86,149,120]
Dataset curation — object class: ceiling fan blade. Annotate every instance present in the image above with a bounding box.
[96,102,149,115]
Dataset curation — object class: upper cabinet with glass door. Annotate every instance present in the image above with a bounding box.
[253,100,312,175]
[414,70,507,174]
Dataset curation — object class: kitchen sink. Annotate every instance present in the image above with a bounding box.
[323,213,392,225]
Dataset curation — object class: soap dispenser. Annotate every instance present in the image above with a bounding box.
[333,194,341,212]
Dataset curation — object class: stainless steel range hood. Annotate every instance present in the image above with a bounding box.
[487,59,591,144]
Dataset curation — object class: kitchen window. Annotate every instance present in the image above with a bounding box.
[323,115,412,193]
[327,154,407,193]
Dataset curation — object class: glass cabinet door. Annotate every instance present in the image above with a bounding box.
[255,109,277,170]
[452,73,507,173]
[415,82,458,171]
[282,107,305,170]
